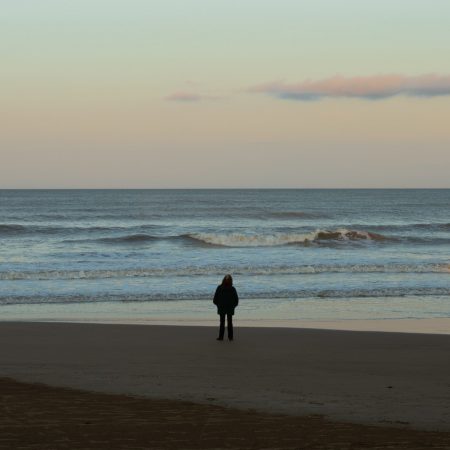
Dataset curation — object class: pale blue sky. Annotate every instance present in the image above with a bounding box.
[1,1,450,187]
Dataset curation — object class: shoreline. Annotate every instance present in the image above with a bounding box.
[1,321,450,432]
[2,316,450,335]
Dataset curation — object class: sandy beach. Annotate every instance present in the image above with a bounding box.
[1,321,450,447]
[2,377,450,450]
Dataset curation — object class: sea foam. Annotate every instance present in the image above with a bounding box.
[187,228,386,247]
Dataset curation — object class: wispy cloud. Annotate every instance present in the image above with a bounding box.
[165,91,223,103]
[165,92,205,102]
[249,74,450,101]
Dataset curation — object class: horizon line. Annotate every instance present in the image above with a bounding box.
[1,187,449,191]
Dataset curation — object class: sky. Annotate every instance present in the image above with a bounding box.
[1,0,450,188]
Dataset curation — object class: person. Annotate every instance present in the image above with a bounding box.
[213,274,239,341]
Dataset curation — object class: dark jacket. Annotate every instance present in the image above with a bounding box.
[213,285,239,315]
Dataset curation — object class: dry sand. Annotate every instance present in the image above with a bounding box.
[1,321,449,434]
[2,377,450,450]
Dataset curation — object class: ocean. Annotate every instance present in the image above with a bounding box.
[0,189,449,323]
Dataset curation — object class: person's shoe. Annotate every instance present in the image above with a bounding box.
[216,337,223,341]
[228,337,233,341]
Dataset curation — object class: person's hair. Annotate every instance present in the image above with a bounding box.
[221,274,233,287]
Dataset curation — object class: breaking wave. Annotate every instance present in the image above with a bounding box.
[58,228,391,247]
[2,222,449,248]
[186,229,388,247]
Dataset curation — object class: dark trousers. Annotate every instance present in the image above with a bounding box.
[219,313,233,339]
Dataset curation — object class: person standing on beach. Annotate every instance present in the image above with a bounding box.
[213,274,239,341]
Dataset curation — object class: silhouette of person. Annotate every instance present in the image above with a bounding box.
[213,274,239,341]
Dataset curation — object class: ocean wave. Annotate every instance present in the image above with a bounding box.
[1,263,448,280]
[1,286,449,306]
[404,222,450,230]
[2,222,449,248]
[186,228,388,247]
[0,223,108,236]
[185,232,313,247]
[97,234,158,244]
[58,230,449,248]
[0,224,27,235]
[266,211,327,219]
[347,223,450,232]
[0,223,97,236]
[0,223,161,237]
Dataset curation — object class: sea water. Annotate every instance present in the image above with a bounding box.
[0,189,449,322]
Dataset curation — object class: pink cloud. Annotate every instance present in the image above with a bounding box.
[249,74,450,100]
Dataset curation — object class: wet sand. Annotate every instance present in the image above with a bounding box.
[1,322,450,447]
[67,317,450,334]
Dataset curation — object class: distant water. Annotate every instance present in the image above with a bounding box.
[0,189,449,322]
